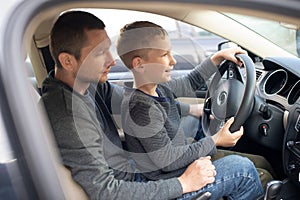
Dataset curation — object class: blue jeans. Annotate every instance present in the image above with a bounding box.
[177,155,263,200]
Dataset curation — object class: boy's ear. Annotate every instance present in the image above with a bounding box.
[58,52,76,71]
[132,57,144,72]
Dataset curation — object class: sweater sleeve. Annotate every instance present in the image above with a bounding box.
[178,101,190,117]
[163,56,218,98]
[122,94,216,173]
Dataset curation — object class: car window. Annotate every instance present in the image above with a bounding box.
[171,38,205,70]
[109,37,208,73]
[78,8,226,82]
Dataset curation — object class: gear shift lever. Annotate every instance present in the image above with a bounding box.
[264,180,282,200]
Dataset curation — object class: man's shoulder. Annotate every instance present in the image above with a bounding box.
[41,83,70,103]
[41,80,85,114]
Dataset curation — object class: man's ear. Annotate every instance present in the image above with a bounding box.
[58,52,76,71]
[132,57,144,72]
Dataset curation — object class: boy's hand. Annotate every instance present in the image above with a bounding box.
[211,47,247,67]
[211,117,243,147]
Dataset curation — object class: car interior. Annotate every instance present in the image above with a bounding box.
[3,0,300,199]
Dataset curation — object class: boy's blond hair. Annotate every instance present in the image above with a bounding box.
[116,21,168,69]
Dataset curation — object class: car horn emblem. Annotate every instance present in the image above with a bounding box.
[217,91,227,105]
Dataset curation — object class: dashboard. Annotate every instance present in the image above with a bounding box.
[252,56,300,188]
[256,57,300,111]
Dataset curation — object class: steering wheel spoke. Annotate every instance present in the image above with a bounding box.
[203,97,212,115]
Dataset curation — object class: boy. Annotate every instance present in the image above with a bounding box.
[116,21,265,200]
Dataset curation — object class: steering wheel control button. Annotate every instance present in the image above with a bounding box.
[259,123,269,136]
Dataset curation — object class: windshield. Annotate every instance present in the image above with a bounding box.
[225,13,300,58]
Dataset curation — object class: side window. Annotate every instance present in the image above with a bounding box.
[171,38,205,70]
[83,8,226,82]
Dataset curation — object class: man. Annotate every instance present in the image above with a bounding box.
[41,11,263,199]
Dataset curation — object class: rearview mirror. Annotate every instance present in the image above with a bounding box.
[218,41,239,51]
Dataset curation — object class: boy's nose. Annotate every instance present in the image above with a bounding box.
[109,60,117,67]
[107,51,116,67]
[170,54,177,65]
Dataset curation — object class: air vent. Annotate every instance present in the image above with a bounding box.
[256,70,262,80]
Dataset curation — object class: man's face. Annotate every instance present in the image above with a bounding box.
[139,37,176,84]
[76,29,115,83]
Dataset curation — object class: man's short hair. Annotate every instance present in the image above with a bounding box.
[116,21,168,69]
[50,11,106,68]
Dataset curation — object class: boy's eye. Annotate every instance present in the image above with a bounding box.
[96,51,105,56]
[93,46,110,56]
[95,49,108,56]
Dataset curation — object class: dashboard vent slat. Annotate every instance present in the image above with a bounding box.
[256,70,262,80]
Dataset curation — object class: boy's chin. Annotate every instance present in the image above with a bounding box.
[156,77,171,83]
[164,76,172,82]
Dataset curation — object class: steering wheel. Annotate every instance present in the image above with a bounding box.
[202,54,256,136]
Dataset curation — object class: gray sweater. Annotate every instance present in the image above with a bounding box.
[122,58,217,180]
[41,73,182,200]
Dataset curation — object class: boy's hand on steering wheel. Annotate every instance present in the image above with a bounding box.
[211,117,244,147]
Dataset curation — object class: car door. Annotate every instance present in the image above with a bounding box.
[1,1,300,200]
[0,1,68,199]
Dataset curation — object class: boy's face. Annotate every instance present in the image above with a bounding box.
[139,37,176,84]
[75,29,115,83]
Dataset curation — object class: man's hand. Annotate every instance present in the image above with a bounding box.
[178,156,216,194]
[211,117,243,147]
[211,47,247,67]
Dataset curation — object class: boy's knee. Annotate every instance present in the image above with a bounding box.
[224,155,257,172]
[214,154,257,175]
[224,154,253,165]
